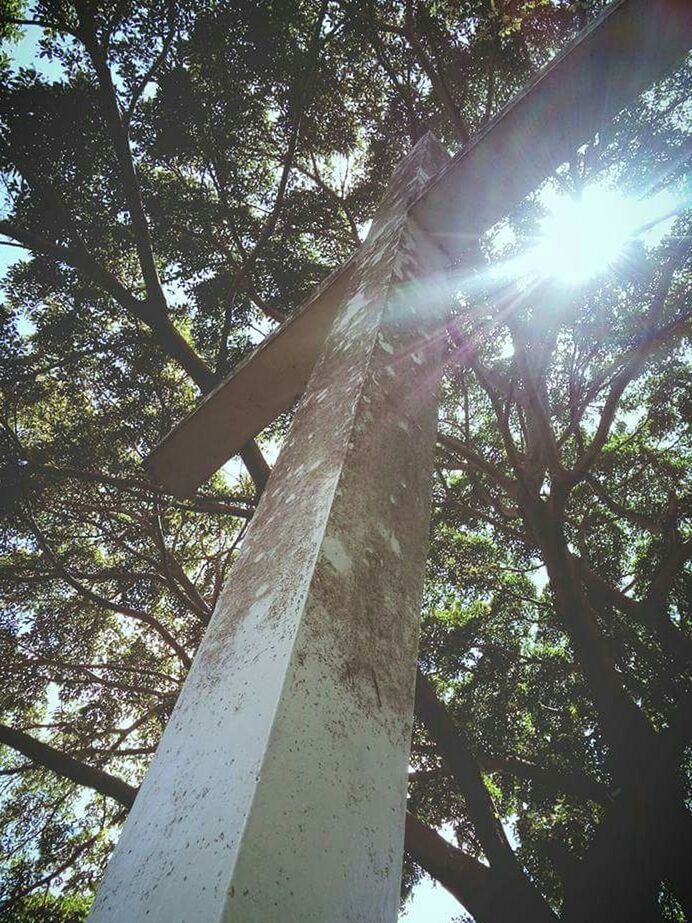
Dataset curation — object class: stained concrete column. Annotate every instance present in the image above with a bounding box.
[88,134,451,923]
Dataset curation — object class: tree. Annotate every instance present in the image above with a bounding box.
[0,1,690,920]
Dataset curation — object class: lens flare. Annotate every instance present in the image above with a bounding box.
[535,186,635,283]
[529,183,682,285]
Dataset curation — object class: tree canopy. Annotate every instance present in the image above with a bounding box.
[0,1,690,921]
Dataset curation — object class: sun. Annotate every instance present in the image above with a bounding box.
[534,185,636,284]
[530,181,682,286]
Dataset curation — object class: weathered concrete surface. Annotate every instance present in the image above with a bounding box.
[88,134,450,923]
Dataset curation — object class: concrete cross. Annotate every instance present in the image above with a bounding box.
[88,2,691,921]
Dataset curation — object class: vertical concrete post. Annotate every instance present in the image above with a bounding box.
[88,134,451,923]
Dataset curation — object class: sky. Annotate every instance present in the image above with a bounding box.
[404,876,461,923]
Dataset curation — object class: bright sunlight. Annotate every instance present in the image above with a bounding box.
[531,183,681,284]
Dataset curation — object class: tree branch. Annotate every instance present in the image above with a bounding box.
[214,0,329,375]
[25,510,192,668]
[414,671,558,921]
[569,249,684,484]
[124,3,177,127]
[402,1,470,144]
[75,2,169,315]
[404,811,492,922]
[0,724,136,809]
[437,431,519,496]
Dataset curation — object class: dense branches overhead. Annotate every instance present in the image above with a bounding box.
[0,1,691,921]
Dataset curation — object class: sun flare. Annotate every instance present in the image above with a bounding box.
[531,183,680,285]
[535,186,634,283]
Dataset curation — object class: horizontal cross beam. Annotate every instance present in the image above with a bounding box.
[147,0,692,497]
[411,0,692,254]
